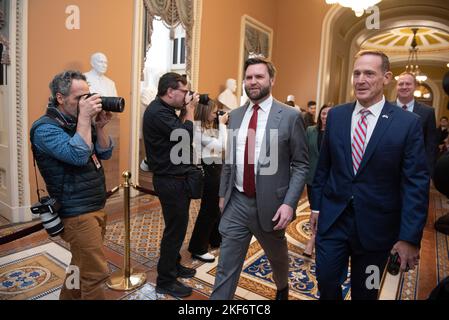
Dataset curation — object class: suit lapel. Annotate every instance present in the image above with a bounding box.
[343,103,356,178]
[413,102,423,117]
[356,102,395,176]
[258,100,282,171]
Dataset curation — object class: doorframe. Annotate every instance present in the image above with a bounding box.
[128,0,203,186]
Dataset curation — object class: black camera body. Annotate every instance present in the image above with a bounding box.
[387,252,409,275]
[31,196,64,237]
[189,91,210,105]
[217,110,226,116]
[85,93,125,113]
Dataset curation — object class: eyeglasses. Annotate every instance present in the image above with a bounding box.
[175,88,189,94]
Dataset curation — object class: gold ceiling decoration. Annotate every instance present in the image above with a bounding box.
[362,27,449,53]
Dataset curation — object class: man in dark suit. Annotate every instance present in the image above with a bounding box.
[310,50,430,300]
[395,72,437,175]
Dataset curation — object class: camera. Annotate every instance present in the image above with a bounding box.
[85,93,125,113]
[215,110,227,126]
[387,252,409,275]
[30,196,64,237]
[189,91,210,105]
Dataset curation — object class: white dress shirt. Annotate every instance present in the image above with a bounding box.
[235,95,273,192]
[193,123,227,164]
[396,98,415,112]
[351,96,385,153]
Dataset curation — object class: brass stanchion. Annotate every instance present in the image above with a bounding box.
[107,171,146,291]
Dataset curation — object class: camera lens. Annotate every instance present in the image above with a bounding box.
[101,97,125,113]
[199,94,209,105]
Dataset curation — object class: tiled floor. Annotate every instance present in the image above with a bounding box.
[1,187,448,300]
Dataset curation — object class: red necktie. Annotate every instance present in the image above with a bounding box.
[352,109,371,174]
[243,104,260,197]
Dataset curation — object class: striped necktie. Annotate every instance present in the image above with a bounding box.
[352,109,371,174]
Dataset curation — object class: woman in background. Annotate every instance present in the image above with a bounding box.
[188,99,228,262]
[303,104,332,257]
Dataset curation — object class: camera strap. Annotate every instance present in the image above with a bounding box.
[32,154,44,203]
[30,108,73,203]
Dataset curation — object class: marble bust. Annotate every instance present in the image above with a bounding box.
[218,78,238,110]
[84,52,118,96]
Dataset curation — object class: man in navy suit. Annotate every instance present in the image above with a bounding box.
[395,72,437,175]
[310,50,430,300]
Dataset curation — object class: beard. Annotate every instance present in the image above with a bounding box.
[245,84,271,102]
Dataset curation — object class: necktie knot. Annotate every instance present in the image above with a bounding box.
[253,104,260,112]
[360,109,371,118]
[402,105,408,111]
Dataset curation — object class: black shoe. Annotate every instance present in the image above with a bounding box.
[156,280,193,298]
[177,264,196,278]
[275,286,289,300]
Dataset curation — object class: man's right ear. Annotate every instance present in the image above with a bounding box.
[55,93,65,105]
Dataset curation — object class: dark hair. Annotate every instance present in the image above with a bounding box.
[244,57,276,79]
[354,50,391,73]
[195,99,217,130]
[317,104,332,131]
[307,100,316,108]
[49,70,86,106]
[157,72,187,96]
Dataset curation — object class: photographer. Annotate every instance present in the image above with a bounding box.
[143,72,199,298]
[188,99,228,262]
[30,70,114,300]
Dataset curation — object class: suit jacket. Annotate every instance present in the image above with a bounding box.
[311,101,429,251]
[219,99,309,232]
[412,102,437,175]
[305,125,320,186]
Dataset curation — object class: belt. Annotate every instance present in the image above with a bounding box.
[234,187,256,198]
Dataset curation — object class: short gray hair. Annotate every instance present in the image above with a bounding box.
[49,70,86,105]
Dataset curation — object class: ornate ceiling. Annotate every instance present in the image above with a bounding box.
[361,27,449,54]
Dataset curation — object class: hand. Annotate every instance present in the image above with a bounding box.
[310,211,319,236]
[219,112,229,125]
[219,197,225,213]
[272,204,294,230]
[78,93,102,120]
[391,241,420,272]
[95,111,113,129]
[185,91,199,109]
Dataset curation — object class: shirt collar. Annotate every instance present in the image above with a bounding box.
[248,95,273,113]
[396,98,414,110]
[355,96,385,119]
[157,96,177,114]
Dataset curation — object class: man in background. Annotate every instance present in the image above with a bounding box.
[395,72,437,174]
[143,72,199,298]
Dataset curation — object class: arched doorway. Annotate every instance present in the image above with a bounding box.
[317,0,449,116]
